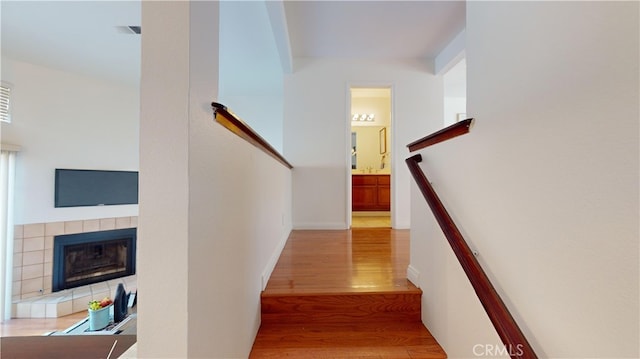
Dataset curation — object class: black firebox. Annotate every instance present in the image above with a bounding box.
[52,228,136,292]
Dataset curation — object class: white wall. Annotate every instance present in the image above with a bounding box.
[139,2,292,357]
[285,58,443,229]
[219,94,284,153]
[443,58,466,127]
[218,1,284,153]
[0,58,139,225]
[411,2,639,358]
[443,97,466,127]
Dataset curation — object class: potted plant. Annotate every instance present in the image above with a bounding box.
[88,297,113,331]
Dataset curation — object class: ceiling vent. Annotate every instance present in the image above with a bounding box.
[128,26,141,34]
[116,26,141,35]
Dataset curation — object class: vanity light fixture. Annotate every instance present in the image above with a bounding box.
[352,113,375,122]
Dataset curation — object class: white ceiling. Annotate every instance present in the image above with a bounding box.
[1,1,142,86]
[284,1,465,59]
[1,1,465,86]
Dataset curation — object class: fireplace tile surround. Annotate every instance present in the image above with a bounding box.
[11,216,137,318]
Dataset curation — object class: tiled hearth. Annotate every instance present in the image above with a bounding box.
[11,216,137,318]
[12,275,137,319]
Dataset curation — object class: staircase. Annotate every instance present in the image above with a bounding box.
[249,229,446,358]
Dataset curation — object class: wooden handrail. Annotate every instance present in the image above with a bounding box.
[406,122,537,359]
[407,118,474,152]
[211,102,293,169]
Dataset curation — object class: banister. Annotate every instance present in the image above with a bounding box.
[407,118,474,152]
[406,122,537,359]
[211,102,293,169]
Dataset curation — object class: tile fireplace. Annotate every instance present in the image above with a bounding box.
[12,216,137,318]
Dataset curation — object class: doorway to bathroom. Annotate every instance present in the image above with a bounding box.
[349,87,392,228]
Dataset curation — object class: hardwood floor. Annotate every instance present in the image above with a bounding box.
[351,215,391,228]
[251,229,446,358]
[264,229,413,294]
[0,311,88,337]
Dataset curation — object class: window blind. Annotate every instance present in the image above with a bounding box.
[0,84,11,123]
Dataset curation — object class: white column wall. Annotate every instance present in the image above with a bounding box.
[139,2,191,357]
[284,58,443,229]
[139,2,292,357]
[411,2,639,358]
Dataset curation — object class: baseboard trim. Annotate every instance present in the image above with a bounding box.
[261,228,292,291]
[407,265,420,288]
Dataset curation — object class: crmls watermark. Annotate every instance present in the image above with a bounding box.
[473,343,525,357]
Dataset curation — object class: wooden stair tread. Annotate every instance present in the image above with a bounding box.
[250,322,446,358]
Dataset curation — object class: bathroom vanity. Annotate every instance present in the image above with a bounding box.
[352,174,390,211]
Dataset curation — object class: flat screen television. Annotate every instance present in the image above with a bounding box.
[54,169,139,207]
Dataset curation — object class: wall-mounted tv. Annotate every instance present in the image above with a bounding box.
[54,169,139,208]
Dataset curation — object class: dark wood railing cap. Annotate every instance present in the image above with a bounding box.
[407,118,474,152]
[211,102,227,112]
[407,153,423,163]
[211,102,293,169]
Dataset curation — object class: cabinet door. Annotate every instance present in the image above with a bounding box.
[377,185,390,210]
[353,185,377,211]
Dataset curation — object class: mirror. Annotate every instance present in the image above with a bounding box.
[352,126,389,173]
[351,132,357,169]
[379,127,387,154]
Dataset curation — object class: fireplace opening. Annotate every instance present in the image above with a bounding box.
[53,228,136,292]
